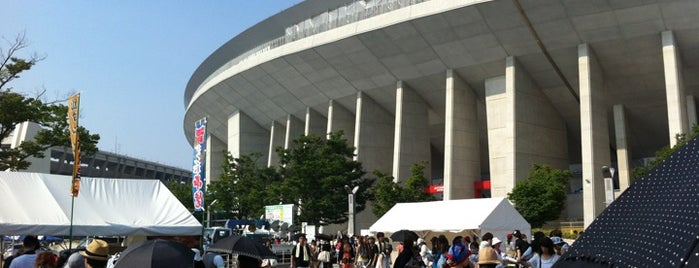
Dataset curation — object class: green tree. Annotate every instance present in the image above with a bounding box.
[276,131,371,225]
[507,164,571,228]
[632,125,699,180]
[209,152,281,220]
[164,179,194,211]
[370,162,435,217]
[1,34,100,171]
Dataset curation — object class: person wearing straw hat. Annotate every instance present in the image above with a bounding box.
[477,246,501,268]
[79,240,109,268]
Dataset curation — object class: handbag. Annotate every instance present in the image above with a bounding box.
[318,251,331,263]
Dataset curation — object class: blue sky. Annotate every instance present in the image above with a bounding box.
[1,1,302,169]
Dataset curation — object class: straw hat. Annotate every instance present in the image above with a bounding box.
[80,239,110,261]
[477,247,500,265]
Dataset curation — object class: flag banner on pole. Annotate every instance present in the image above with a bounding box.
[67,94,80,153]
[71,151,81,197]
[192,118,207,212]
[67,94,81,197]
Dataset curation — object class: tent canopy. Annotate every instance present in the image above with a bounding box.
[0,172,202,236]
[369,197,530,241]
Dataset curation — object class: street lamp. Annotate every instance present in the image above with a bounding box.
[344,185,359,236]
[602,166,615,207]
[207,199,219,228]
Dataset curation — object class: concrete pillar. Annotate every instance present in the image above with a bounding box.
[687,95,697,128]
[444,70,480,200]
[354,91,394,178]
[662,31,688,146]
[285,115,305,149]
[268,121,285,167]
[305,107,327,137]
[228,111,269,166]
[579,44,611,228]
[486,57,568,198]
[392,81,431,183]
[613,104,632,193]
[486,75,515,199]
[327,100,355,142]
[206,134,226,184]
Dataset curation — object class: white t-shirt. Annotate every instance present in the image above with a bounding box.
[419,243,431,266]
[526,254,559,268]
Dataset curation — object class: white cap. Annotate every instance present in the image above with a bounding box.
[417,238,425,244]
[492,237,502,246]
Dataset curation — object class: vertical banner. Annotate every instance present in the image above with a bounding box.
[67,94,81,197]
[192,118,207,211]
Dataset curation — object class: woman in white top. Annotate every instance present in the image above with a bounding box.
[519,237,559,268]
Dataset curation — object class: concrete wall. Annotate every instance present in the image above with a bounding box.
[206,134,226,183]
[613,104,632,192]
[354,91,394,176]
[327,99,355,143]
[7,122,50,173]
[579,44,611,228]
[486,57,568,198]
[392,81,430,182]
[228,111,270,166]
[662,31,688,146]
[268,121,285,167]
[305,107,327,137]
[444,70,480,200]
[285,115,305,149]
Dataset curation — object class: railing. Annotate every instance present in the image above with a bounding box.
[198,0,432,91]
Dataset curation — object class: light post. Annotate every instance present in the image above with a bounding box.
[344,185,359,236]
[602,166,615,207]
[207,199,219,228]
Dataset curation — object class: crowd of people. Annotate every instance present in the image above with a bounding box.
[1,236,111,268]
[1,229,571,268]
[287,229,571,268]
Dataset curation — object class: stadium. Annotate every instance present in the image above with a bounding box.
[184,0,699,231]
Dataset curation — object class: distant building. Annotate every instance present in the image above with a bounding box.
[3,122,190,181]
[184,0,699,230]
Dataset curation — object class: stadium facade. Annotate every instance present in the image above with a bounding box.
[184,0,699,230]
[4,122,190,181]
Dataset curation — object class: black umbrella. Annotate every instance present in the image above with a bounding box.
[114,239,194,268]
[390,230,418,242]
[290,233,307,242]
[315,233,333,241]
[207,235,277,260]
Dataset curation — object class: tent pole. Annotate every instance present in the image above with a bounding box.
[68,194,75,250]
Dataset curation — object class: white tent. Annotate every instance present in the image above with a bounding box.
[369,198,530,242]
[0,171,202,236]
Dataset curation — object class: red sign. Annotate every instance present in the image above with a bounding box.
[425,184,444,194]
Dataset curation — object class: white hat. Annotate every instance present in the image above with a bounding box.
[492,237,502,246]
[417,238,425,244]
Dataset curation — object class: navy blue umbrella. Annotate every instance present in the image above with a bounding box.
[207,235,277,260]
[41,236,64,242]
[114,239,194,268]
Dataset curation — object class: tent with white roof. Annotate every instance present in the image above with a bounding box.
[0,171,202,236]
[369,197,530,242]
